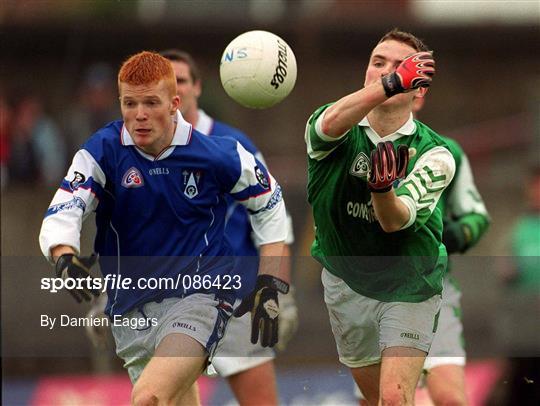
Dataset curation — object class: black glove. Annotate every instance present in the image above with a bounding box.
[442,220,469,254]
[368,141,409,193]
[234,274,289,347]
[55,253,100,303]
[381,51,435,97]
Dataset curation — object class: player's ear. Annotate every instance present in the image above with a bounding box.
[194,80,202,99]
[171,95,180,114]
[416,87,428,99]
[412,91,426,115]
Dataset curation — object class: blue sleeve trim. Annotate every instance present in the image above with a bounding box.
[59,176,104,201]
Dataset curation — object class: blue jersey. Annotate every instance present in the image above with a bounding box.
[40,112,287,315]
[196,112,260,259]
[196,112,263,296]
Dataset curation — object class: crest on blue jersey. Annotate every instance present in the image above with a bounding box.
[254,166,270,189]
[121,167,144,188]
[349,152,370,178]
[69,171,86,190]
[182,170,202,199]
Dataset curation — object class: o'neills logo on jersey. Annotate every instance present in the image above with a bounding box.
[349,152,370,178]
[121,167,144,188]
[182,169,202,199]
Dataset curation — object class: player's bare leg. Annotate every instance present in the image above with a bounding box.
[426,364,468,406]
[227,360,278,406]
[379,346,426,405]
[350,363,381,406]
[131,333,207,406]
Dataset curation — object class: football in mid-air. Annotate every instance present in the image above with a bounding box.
[220,30,297,109]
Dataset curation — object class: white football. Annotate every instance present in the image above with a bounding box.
[220,30,297,109]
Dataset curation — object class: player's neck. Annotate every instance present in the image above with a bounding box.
[367,106,411,138]
[182,107,199,128]
[138,122,177,157]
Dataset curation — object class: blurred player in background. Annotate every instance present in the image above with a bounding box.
[354,95,490,405]
[305,28,455,405]
[85,49,298,405]
[39,51,290,405]
[496,165,540,405]
[417,97,490,405]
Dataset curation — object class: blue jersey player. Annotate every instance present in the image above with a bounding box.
[39,51,289,405]
[161,49,298,405]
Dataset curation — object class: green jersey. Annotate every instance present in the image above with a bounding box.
[438,138,490,269]
[306,104,456,302]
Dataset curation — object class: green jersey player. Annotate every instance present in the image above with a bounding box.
[423,135,490,406]
[353,99,491,404]
[305,29,455,405]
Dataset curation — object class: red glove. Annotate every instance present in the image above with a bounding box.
[381,52,435,97]
[368,142,409,193]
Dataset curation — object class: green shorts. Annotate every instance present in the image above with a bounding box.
[322,268,441,368]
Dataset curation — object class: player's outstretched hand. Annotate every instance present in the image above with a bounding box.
[234,274,289,347]
[368,141,409,193]
[381,51,435,97]
[55,253,100,303]
[276,286,298,351]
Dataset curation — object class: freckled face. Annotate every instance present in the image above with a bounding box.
[119,79,180,155]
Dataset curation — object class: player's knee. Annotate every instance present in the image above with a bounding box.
[131,384,160,406]
[379,386,412,406]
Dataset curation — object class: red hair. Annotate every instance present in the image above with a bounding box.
[118,51,176,96]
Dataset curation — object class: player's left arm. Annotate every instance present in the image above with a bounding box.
[393,146,456,231]
[222,140,289,347]
[368,141,414,232]
[444,153,490,253]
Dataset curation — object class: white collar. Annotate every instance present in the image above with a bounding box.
[358,113,416,144]
[120,110,193,147]
[195,109,214,136]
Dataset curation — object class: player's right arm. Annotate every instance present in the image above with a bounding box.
[321,52,435,138]
[39,149,105,262]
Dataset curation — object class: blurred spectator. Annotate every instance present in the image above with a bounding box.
[9,92,66,186]
[64,62,119,155]
[0,94,12,190]
[492,165,540,405]
[504,165,540,290]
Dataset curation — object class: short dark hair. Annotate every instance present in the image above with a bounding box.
[159,49,201,83]
[378,28,430,52]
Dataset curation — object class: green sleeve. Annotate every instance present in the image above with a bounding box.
[305,103,349,161]
[458,212,490,250]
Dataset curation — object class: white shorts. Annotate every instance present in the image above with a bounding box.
[210,313,275,377]
[322,269,441,369]
[424,275,466,369]
[354,275,464,399]
[111,293,234,383]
